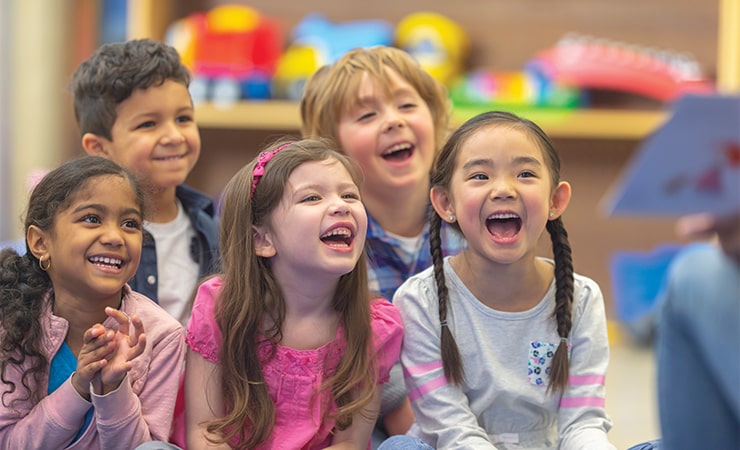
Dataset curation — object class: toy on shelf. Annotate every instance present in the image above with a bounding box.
[165,5,284,106]
[526,33,715,103]
[272,13,394,101]
[395,12,470,87]
[449,69,583,111]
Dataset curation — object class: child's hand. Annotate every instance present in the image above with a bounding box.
[73,323,116,400]
[98,307,147,394]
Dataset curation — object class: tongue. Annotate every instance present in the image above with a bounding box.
[383,149,411,162]
[487,219,518,239]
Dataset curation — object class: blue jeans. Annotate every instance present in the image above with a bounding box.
[377,435,434,450]
[134,442,181,450]
[656,244,740,450]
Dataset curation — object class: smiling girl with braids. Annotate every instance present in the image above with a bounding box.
[393,111,615,449]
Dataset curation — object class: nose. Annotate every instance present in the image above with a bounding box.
[490,177,517,201]
[100,224,125,246]
[383,109,405,132]
[161,122,186,145]
[331,200,351,216]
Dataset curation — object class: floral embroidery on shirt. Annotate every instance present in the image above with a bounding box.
[528,341,556,386]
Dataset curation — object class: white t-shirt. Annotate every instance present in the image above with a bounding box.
[144,201,199,326]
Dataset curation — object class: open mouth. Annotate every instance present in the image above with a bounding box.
[381,143,414,162]
[486,213,522,240]
[89,256,123,269]
[320,227,354,248]
[154,155,183,161]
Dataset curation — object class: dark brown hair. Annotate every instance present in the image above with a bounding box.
[0,156,146,409]
[429,111,574,394]
[70,38,191,140]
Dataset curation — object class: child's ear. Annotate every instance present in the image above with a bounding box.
[253,225,276,258]
[430,186,456,224]
[549,181,572,220]
[81,133,109,157]
[26,225,49,260]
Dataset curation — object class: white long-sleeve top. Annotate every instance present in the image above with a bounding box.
[395,257,615,450]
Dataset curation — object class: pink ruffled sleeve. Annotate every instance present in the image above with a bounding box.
[370,299,404,384]
[185,276,224,363]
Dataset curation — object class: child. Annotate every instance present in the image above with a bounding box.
[70,38,220,326]
[184,139,403,449]
[394,111,615,449]
[0,156,185,449]
[300,45,466,440]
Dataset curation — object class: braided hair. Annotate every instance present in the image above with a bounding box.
[428,111,574,392]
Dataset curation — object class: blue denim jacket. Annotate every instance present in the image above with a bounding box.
[128,184,220,303]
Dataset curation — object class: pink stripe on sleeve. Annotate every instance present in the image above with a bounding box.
[569,374,606,385]
[560,396,606,408]
[408,374,448,402]
[403,360,444,377]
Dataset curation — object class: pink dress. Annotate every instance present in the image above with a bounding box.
[186,277,403,449]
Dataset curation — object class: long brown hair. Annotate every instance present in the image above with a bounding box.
[206,138,377,448]
[429,111,574,394]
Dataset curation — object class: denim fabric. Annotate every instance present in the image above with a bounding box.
[377,435,435,450]
[134,442,182,450]
[626,438,661,450]
[128,184,220,302]
[656,244,740,450]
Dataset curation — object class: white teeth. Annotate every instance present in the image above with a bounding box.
[487,213,519,220]
[90,256,123,266]
[383,143,412,155]
[321,228,352,239]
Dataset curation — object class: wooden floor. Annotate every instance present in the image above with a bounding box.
[606,324,661,449]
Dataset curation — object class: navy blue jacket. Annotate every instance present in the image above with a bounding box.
[129,184,220,303]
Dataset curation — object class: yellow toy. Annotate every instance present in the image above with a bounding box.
[396,12,470,86]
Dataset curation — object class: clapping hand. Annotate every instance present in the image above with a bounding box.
[97,307,147,394]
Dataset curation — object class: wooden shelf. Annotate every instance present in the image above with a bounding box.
[195,101,302,131]
[193,100,668,140]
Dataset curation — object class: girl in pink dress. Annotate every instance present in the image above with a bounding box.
[184,139,403,449]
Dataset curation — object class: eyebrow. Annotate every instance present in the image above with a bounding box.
[462,155,543,170]
[72,203,142,217]
[292,181,359,193]
[355,85,416,106]
[129,104,194,121]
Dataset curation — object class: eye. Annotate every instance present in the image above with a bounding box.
[136,120,156,130]
[518,170,537,179]
[301,194,321,203]
[81,215,101,224]
[469,173,489,181]
[357,111,376,122]
[399,103,417,110]
[342,192,360,200]
[176,114,194,124]
[122,218,142,230]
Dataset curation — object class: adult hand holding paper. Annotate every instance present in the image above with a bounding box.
[603,94,740,217]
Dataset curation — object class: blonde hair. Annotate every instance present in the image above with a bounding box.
[206,138,377,448]
[300,46,451,152]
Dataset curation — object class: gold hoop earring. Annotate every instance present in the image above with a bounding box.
[39,257,51,271]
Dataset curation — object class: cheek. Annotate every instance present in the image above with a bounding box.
[186,129,201,149]
[338,125,374,156]
[127,234,144,252]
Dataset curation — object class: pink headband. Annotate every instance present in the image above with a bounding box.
[251,143,292,198]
